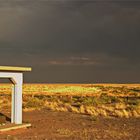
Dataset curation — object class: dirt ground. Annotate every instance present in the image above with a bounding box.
[0,109,139,140]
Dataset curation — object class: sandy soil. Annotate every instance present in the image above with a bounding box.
[0,109,140,140]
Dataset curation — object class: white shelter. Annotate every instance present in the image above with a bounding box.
[0,66,31,124]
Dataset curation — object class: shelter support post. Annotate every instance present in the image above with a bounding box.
[11,74,23,124]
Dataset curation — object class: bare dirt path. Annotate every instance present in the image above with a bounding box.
[0,109,140,140]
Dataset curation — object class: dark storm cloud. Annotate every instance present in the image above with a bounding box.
[0,0,140,82]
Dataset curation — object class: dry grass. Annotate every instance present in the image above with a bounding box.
[0,83,140,97]
[0,84,140,118]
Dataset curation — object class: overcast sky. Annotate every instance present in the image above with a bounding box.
[0,0,140,83]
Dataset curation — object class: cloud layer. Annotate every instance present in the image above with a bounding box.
[0,0,140,83]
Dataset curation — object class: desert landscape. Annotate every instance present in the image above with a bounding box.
[0,84,139,140]
[0,0,140,140]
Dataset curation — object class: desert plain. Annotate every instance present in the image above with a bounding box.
[0,84,139,140]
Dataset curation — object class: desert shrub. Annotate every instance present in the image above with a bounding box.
[45,95,59,102]
[82,97,99,106]
[125,105,138,111]
[34,95,47,100]
[99,93,112,104]
[24,97,45,108]
[110,96,120,103]
[59,96,72,103]
[83,97,93,105]
[127,99,140,106]
[70,95,120,106]
[130,88,140,92]
[72,96,81,101]
[99,93,120,104]
[71,96,85,105]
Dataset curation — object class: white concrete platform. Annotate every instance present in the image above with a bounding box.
[0,123,31,132]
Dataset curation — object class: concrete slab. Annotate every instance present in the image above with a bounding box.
[0,123,31,132]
